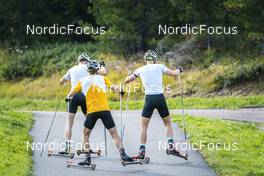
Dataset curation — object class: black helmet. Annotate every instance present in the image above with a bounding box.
[78,53,90,62]
[87,60,100,72]
[144,50,158,61]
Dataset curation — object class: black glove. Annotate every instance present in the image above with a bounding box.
[100,61,105,67]
[120,90,125,96]
[177,66,183,73]
[65,97,71,102]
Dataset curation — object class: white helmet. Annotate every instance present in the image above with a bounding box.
[144,50,158,61]
[87,60,100,71]
[78,53,90,62]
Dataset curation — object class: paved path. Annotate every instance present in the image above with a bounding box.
[31,111,216,176]
[171,109,264,122]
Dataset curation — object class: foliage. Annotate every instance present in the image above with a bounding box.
[216,57,264,89]
[0,0,95,44]
[0,109,33,176]
[1,0,262,54]
[173,114,264,176]
[0,42,97,80]
[92,0,172,54]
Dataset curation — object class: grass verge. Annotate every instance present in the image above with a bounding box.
[0,107,33,176]
[172,114,264,176]
[1,95,264,111]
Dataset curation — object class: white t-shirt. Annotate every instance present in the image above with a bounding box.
[134,64,168,95]
[63,63,90,89]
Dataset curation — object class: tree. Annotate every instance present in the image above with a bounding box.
[92,0,172,54]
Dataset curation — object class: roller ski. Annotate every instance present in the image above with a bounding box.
[119,148,141,166]
[166,148,188,160]
[67,154,96,170]
[76,149,102,156]
[48,149,74,159]
[66,160,96,170]
[132,150,150,164]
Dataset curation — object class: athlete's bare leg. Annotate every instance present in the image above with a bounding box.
[108,127,123,150]
[82,127,92,151]
[65,113,75,140]
[162,115,173,139]
[140,117,150,145]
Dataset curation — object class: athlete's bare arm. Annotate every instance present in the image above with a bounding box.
[165,67,182,77]
[124,74,137,84]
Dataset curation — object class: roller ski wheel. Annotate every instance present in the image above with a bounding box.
[166,149,188,160]
[144,157,150,164]
[66,160,96,170]
[76,149,101,156]
[76,150,81,155]
[48,150,74,159]
[91,164,96,170]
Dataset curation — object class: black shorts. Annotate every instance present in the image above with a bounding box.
[68,92,87,114]
[142,94,169,118]
[84,111,116,130]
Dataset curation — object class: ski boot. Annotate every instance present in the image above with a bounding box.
[67,154,96,170]
[132,149,150,164]
[78,154,91,166]
[48,145,74,158]
[120,148,142,166]
[120,148,134,162]
[133,149,145,160]
[59,141,71,155]
[58,147,70,155]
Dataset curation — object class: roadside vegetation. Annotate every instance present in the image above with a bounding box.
[173,114,264,176]
[0,107,33,176]
[0,43,263,100]
[1,95,264,112]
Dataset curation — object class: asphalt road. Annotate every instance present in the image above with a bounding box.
[171,109,264,122]
[31,110,216,176]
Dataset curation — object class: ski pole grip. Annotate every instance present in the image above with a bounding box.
[177,66,183,73]
[120,90,125,96]
[65,97,72,102]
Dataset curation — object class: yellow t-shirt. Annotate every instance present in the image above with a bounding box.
[73,75,112,114]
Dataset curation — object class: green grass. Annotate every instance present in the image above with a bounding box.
[173,114,264,176]
[167,96,264,109]
[0,107,33,176]
[1,95,264,112]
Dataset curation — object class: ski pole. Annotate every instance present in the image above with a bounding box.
[104,127,107,156]
[178,73,188,155]
[40,84,66,157]
[120,82,123,137]
[121,84,130,143]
